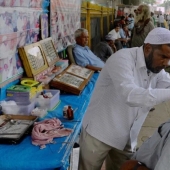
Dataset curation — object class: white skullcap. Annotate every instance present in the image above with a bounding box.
[144,27,170,45]
[105,34,116,41]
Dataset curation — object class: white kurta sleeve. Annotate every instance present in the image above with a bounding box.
[106,49,170,108]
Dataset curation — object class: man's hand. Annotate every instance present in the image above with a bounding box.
[123,39,128,43]
[110,44,117,52]
[86,65,102,71]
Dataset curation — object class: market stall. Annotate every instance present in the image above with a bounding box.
[0,73,99,170]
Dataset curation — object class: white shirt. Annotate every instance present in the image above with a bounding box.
[83,46,170,151]
[158,15,164,23]
[108,29,121,40]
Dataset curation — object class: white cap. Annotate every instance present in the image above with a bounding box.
[144,28,170,45]
[105,34,116,41]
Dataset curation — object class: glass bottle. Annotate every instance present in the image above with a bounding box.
[67,105,74,120]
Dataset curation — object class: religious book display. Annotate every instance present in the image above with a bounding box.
[18,38,68,84]
[40,37,59,67]
[50,64,94,95]
[18,42,49,78]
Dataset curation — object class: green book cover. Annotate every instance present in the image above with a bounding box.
[7,85,31,92]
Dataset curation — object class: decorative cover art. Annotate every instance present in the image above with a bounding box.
[40,38,59,66]
[54,73,84,88]
[66,64,92,79]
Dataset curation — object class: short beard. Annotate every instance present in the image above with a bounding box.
[145,50,163,74]
[135,13,144,23]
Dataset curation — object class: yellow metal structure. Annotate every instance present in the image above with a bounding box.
[81,2,114,48]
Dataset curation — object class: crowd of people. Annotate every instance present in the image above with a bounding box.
[71,3,170,170]
[72,4,156,67]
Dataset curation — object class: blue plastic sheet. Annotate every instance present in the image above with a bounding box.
[0,73,99,170]
[0,79,19,101]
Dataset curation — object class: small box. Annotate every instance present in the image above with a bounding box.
[1,100,35,116]
[7,85,31,92]
[6,85,37,102]
[6,90,38,102]
[55,60,68,69]
[6,93,36,103]
[35,89,60,110]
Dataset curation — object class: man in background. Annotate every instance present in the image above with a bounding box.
[127,14,134,31]
[108,24,128,50]
[119,24,131,48]
[94,34,116,62]
[151,12,156,27]
[73,28,104,71]
[131,4,154,47]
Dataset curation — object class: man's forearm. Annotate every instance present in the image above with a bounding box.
[117,38,127,42]
[86,65,102,71]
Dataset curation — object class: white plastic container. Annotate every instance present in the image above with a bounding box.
[1,100,35,115]
[35,90,60,110]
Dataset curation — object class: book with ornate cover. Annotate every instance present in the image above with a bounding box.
[40,37,60,67]
[65,64,93,79]
[18,38,61,81]
[50,64,94,95]
[18,42,48,78]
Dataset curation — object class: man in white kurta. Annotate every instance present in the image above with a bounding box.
[78,27,170,170]
[108,25,127,50]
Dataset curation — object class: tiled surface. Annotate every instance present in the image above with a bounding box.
[137,101,170,147]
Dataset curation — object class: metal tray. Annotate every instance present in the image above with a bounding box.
[0,114,38,144]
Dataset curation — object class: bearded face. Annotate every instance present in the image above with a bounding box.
[135,5,150,23]
[135,12,144,23]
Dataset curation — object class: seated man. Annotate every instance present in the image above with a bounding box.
[73,28,105,71]
[119,24,131,48]
[108,24,128,50]
[121,119,170,170]
[94,34,116,62]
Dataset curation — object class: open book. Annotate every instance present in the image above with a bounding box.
[50,64,94,95]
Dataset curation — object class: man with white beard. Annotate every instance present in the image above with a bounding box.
[131,4,154,47]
